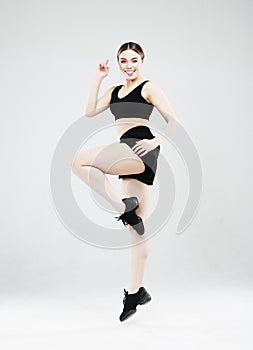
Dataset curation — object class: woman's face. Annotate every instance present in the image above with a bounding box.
[118,49,143,80]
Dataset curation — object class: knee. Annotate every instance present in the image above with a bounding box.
[132,243,149,260]
[71,159,83,175]
[71,160,78,174]
[138,244,149,260]
[130,233,150,259]
[71,155,84,173]
[143,240,150,257]
[140,247,149,259]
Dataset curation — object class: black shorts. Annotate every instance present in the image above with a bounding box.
[118,125,161,186]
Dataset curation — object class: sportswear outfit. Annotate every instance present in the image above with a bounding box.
[110,80,161,186]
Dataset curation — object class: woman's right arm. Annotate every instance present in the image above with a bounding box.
[84,80,116,117]
[84,59,116,118]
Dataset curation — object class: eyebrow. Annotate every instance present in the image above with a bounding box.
[120,57,139,60]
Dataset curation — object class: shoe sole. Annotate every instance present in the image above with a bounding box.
[132,218,144,235]
[131,197,145,235]
[132,197,139,210]
[122,196,139,212]
[122,197,144,235]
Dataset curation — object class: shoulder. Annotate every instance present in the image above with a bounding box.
[108,85,119,92]
[144,80,164,94]
[106,85,119,99]
[107,84,122,104]
[108,84,122,94]
[142,80,165,104]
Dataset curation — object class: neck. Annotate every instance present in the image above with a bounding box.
[125,76,144,88]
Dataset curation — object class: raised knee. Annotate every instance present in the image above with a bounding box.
[71,160,78,173]
[71,159,83,174]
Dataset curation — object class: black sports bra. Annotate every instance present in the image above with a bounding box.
[109,80,154,121]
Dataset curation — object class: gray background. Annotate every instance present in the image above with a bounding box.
[0,0,252,348]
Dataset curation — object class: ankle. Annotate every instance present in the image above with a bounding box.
[128,287,140,294]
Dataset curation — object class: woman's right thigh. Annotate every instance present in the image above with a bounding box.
[71,142,145,175]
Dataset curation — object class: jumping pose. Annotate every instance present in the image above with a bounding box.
[71,42,178,322]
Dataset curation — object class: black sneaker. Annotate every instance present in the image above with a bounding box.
[114,197,144,235]
[119,287,152,322]
[119,289,139,322]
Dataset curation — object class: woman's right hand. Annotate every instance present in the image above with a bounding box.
[95,58,110,79]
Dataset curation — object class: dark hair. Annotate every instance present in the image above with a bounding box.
[117,42,145,61]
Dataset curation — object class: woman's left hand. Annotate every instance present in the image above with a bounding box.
[132,138,159,157]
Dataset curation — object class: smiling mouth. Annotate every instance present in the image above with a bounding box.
[125,70,135,75]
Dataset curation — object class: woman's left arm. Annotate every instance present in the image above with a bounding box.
[146,81,179,146]
[132,81,180,157]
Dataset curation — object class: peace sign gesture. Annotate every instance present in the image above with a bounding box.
[95,58,110,79]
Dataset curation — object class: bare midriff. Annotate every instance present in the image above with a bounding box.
[115,117,149,138]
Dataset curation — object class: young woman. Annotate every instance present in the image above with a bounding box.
[71,42,178,322]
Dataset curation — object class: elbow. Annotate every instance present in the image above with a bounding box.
[84,111,94,118]
[83,102,97,117]
[83,108,96,118]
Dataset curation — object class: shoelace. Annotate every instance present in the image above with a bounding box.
[114,213,128,227]
[123,288,129,304]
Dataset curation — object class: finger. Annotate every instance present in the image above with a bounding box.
[138,149,147,156]
[132,141,141,148]
[132,145,141,151]
[136,148,145,155]
[137,144,144,149]
[105,58,109,65]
